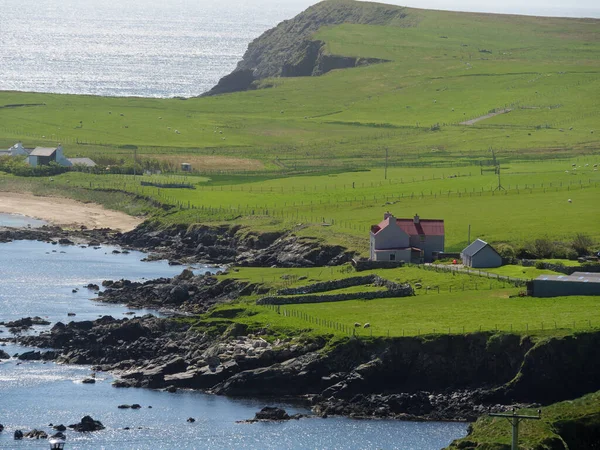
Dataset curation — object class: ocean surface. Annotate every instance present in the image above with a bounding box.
[0,224,468,449]
[0,0,317,98]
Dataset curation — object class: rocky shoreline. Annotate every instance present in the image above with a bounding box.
[9,311,599,424]
[3,223,600,429]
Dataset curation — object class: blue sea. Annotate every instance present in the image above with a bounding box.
[0,216,468,449]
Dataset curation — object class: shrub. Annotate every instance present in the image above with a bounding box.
[535,261,546,270]
[565,248,579,260]
[571,233,594,256]
[496,243,515,259]
[534,238,555,259]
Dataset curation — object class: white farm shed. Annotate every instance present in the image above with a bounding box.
[461,239,502,268]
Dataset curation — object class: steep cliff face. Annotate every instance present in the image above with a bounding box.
[202,0,410,95]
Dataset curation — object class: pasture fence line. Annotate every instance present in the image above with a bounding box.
[261,304,600,339]
[418,263,528,287]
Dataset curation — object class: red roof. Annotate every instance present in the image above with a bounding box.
[397,219,444,236]
[371,216,444,236]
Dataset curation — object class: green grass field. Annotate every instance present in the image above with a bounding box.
[214,266,600,338]
[1,2,599,171]
[1,1,599,345]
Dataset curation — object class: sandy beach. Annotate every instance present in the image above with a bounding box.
[0,192,142,231]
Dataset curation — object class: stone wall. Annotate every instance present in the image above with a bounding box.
[278,275,379,295]
[521,259,600,275]
[257,285,414,305]
[352,259,405,272]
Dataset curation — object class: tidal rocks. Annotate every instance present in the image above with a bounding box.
[1,316,51,331]
[68,415,105,432]
[96,273,253,314]
[0,423,3,432]
[0,349,9,359]
[53,424,67,431]
[14,430,23,440]
[81,378,96,384]
[24,429,48,439]
[187,417,196,423]
[118,404,141,409]
[254,407,290,421]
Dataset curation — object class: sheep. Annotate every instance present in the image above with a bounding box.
[363,323,371,329]
[354,323,361,328]
[572,163,576,167]
[568,199,572,203]
[565,170,569,173]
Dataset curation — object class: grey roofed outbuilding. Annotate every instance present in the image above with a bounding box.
[68,157,96,167]
[462,239,491,257]
[29,147,58,157]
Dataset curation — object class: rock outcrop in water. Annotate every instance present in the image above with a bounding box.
[202,0,409,95]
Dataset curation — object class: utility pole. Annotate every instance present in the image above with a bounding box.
[384,147,389,180]
[489,409,541,450]
[494,164,506,191]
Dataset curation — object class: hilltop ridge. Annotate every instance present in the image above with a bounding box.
[203,0,412,95]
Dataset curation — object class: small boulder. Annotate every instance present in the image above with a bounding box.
[68,415,105,432]
[14,430,23,440]
[53,424,66,431]
[24,429,48,439]
[187,417,196,423]
[254,406,290,421]
[0,350,9,360]
[82,378,96,384]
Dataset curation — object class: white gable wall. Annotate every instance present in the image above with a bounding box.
[465,245,502,268]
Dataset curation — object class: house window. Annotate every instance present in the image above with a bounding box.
[390,254,396,261]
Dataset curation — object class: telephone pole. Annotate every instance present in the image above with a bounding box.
[489,410,541,450]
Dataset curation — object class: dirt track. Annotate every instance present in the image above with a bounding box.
[460,108,512,125]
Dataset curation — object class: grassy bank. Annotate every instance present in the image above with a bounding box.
[447,391,600,449]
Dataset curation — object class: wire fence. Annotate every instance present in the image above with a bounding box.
[261,304,600,338]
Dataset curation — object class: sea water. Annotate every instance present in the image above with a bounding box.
[0,238,467,449]
[0,0,318,98]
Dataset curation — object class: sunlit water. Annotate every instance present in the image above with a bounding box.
[0,235,467,449]
[0,214,47,229]
[0,0,317,97]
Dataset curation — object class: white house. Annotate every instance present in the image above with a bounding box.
[461,239,502,268]
[370,212,445,263]
[1,142,32,157]
[27,145,72,167]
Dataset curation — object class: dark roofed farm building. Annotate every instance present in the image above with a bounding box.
[461,239,502,268]
[370,212,444,263]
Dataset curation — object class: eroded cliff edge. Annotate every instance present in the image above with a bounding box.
[202,0,411,96]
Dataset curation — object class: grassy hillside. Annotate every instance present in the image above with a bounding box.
[0,0,599,251]
[0,1,599,171]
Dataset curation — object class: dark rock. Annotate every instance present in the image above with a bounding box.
[118,404,131,409]
[82,378,96,384]
[0,423,3,432]
[131,404,142,409]
[14,430,23,440]
[68,415,105,432]
[53,424,66,431]
[187,417,196,423]
[58,238,74,245]
[0,350,9,360]
[86,283,100,291]
[24,429,48,439]
[254,406,290,421]
[51,432,66,439]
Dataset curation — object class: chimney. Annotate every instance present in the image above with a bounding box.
[384,211,394,220]
[413,214,420,224]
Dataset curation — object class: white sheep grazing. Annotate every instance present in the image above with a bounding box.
[363,323,371,329]
[565,171,569,173]
[354,322,361,328]
[568,199,572,203]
